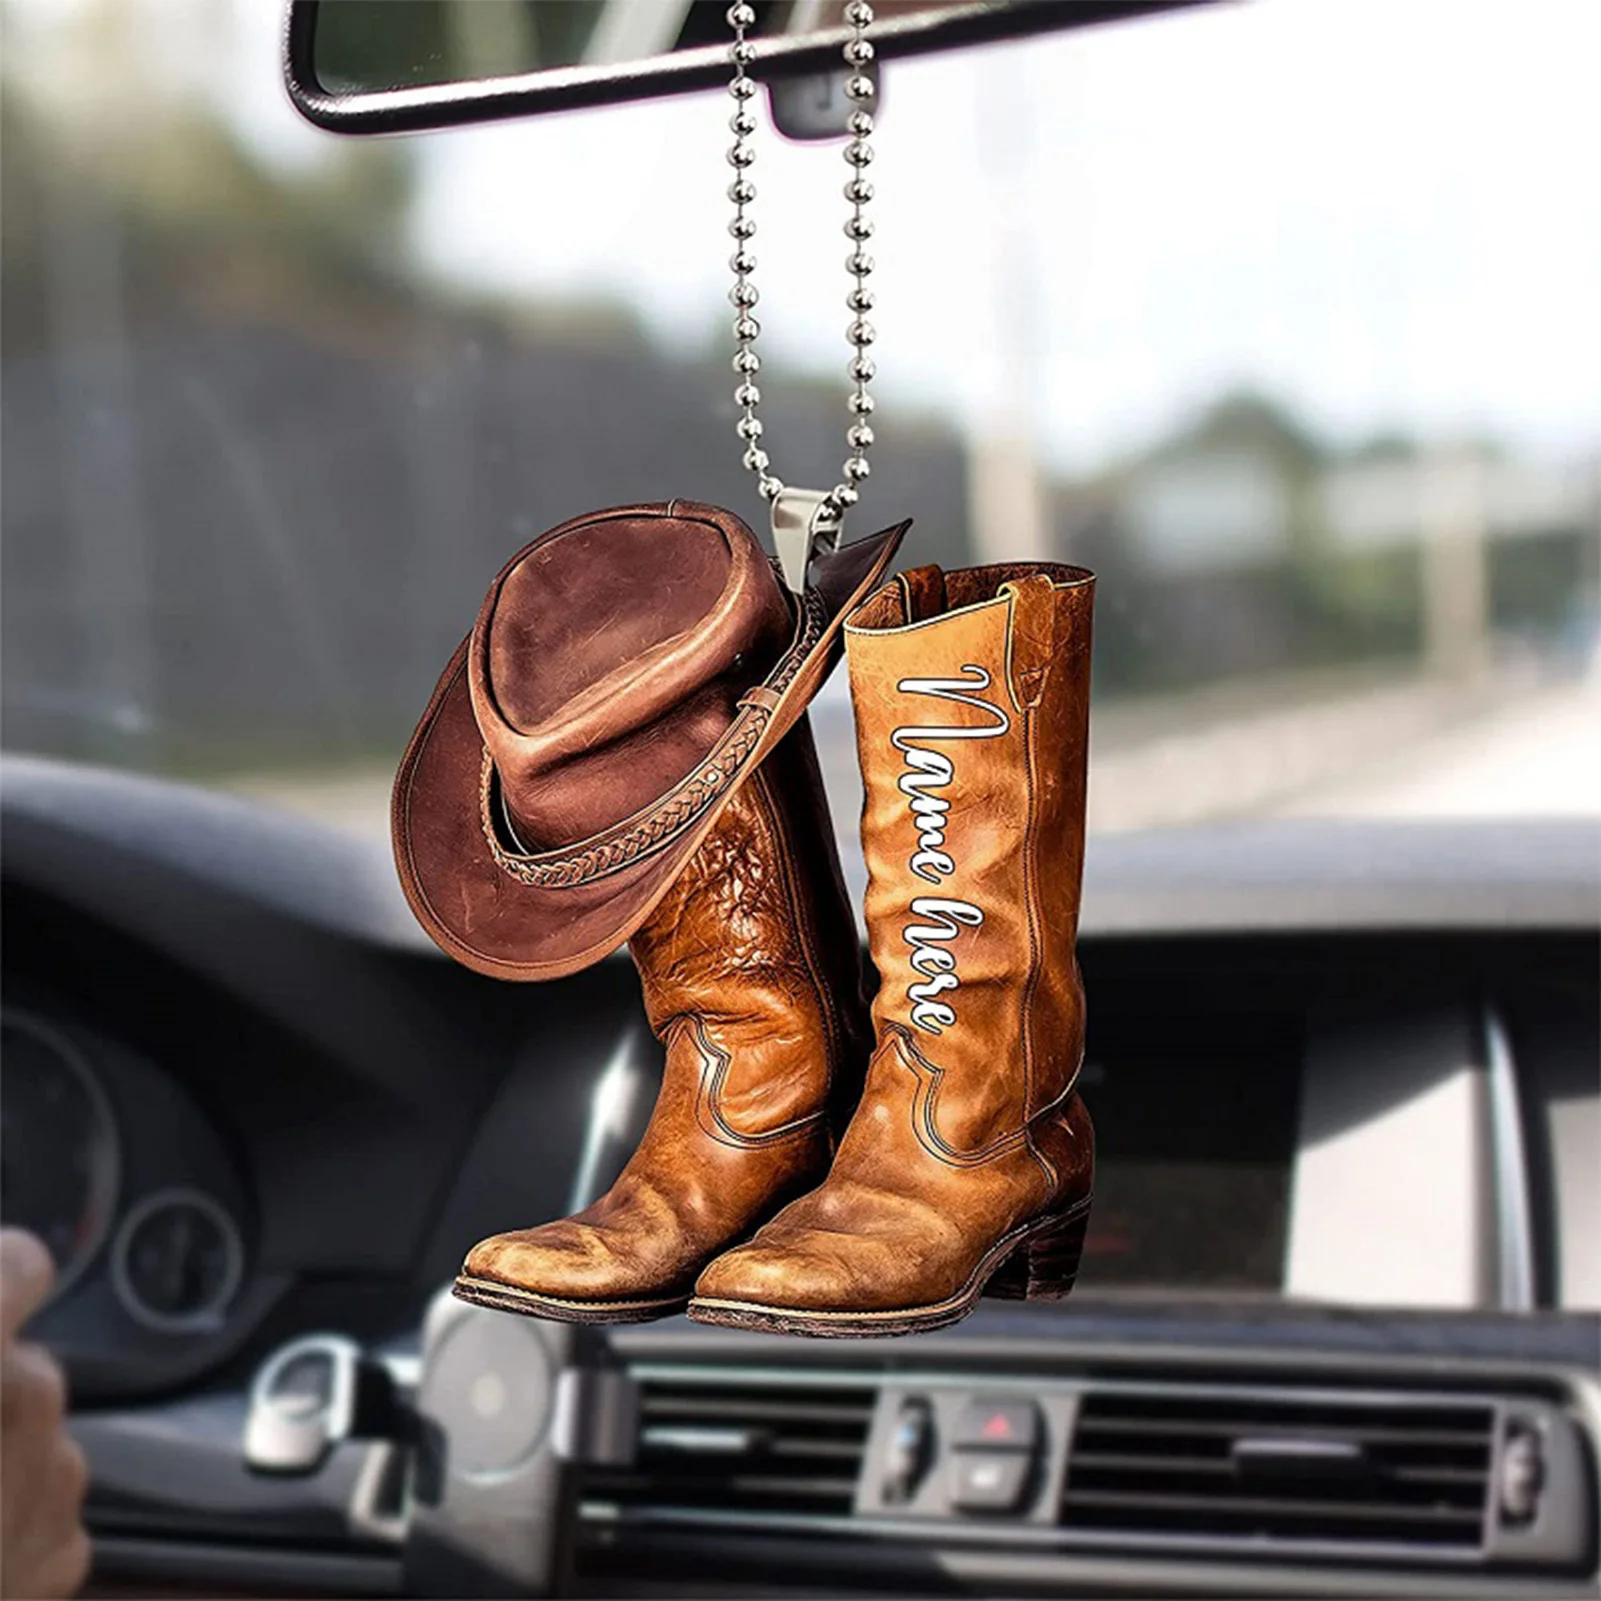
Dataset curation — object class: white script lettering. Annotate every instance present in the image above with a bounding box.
[890,667,1011,1034]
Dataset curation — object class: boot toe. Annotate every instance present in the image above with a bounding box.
[462,1221,646,1302]
[695,1236,862,1311]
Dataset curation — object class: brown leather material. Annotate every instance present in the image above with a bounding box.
[475,509,788,847]
[392,501,909,981]
[454,715,872,1320]
[690,561,1097,1336]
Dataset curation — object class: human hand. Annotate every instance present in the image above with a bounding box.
[0,1229,89,1600]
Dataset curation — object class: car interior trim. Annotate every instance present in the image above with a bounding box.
[575,1358,1597,1580]
[1485,1003,1539,1312]
[87,1534,402,1597]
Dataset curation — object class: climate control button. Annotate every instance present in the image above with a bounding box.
[953,1397,1040,1453]
[949,1449,1032,1512]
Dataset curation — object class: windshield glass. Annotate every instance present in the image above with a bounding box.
[4,0,1597,839]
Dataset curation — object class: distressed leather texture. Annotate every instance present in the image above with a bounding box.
[460,716,872,1307]
[695,561,1097,1319]
[392,502,910,981]
[474,507,790,849]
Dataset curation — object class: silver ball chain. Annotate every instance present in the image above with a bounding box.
[726,1,877,522]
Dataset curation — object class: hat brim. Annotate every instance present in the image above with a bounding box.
[392,519,908,981]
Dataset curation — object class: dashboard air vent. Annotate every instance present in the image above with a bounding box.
[1062,1388,1496,1554]
[589,1375,875,1517]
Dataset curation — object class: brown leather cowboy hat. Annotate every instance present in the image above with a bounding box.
[392,499,908,980]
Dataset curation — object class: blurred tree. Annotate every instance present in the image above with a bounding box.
[1149,390,1322,473]
[1,0,419,359]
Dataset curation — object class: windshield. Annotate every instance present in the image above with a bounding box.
[4,0,1597,839]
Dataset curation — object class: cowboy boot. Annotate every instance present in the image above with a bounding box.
[690,562,1096,1337]
[453,715,872,1323]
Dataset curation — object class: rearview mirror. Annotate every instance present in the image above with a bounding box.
[284,0,1208,138]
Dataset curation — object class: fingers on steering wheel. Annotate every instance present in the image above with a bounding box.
[0,1229,56,1340]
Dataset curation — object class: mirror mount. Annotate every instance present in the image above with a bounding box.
[284,1,1213,139]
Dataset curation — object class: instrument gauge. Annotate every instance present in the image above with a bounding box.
[111,1188,245,1333]
[0,1010,121,1305]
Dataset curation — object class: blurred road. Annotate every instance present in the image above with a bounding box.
[1271,675,1601,821]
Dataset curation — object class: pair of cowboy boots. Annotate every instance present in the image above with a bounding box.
[455,554,1096,1338]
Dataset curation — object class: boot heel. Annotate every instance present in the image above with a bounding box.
[985,1206,1089,1302]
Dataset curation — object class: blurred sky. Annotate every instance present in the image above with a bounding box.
[14,0,1601,475]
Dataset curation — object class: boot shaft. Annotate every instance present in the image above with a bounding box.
[628,714,870,1138]
[845,563,1094,1137]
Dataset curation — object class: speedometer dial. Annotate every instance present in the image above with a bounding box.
[0,1010,121,1303]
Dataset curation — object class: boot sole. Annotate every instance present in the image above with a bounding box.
[452,1272,689,1325]
[686,1196,1091,1340]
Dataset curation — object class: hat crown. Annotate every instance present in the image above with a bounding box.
[468,503,790,853]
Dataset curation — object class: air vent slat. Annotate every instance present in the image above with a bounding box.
[725,1475,861,1500]
[585,1473,857,1505]
[769,1439,869,1461]
[1063,1390,1495,1556]
[588,1377,874,1519]
[1392,1465,1490,1487]
[642,1395,870,1428]
[1065,1488,1485,1527]
[1075,1418,1488,1449]
[1070,1451,1488,1491]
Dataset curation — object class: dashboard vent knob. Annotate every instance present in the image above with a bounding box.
[883,1397,935,1505]
[1496,1418,1546,1527]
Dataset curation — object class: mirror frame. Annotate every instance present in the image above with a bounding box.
[283,0,1212,136]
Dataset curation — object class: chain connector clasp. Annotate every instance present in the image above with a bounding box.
[772,488,843,594]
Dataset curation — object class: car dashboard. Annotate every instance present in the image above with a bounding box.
[2,754,1597,1599]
